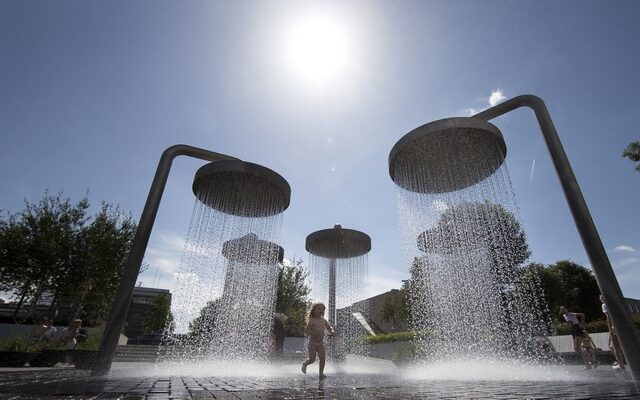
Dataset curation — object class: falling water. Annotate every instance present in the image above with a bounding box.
[393,137,552,364]
[308,253,370,360]
[163,176,285,362]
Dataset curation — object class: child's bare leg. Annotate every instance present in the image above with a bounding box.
[589,349,598,368]
[318,344,327,379]
[612,334,626,366]
[573,338,580,353]
[302,344,316,374]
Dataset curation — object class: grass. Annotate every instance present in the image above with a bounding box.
[0,335,42,353]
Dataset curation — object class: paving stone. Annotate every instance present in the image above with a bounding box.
[1,367,640,399]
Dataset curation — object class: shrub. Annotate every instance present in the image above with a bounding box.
[77,329,102,350]
[0,335,41,353]
[392,341,418,366]
[365,331,415,344]
[555,316,640,335]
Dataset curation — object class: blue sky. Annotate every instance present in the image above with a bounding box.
[1,1,639,299]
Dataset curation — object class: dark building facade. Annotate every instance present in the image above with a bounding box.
[626,297,640,315]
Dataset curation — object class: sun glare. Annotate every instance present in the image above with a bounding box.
[285,15,350,86]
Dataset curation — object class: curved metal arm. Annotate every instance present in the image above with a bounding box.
[93,144,239,376]
[474,96,640,381]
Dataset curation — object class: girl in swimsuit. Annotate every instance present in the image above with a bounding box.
[301,302,335,379]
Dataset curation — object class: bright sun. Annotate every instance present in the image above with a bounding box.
[285,15,350,86]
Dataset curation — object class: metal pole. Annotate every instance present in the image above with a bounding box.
[93,144,239,376]
[328,260,337,326]
[328,258,336,359]
[474,95,640,381]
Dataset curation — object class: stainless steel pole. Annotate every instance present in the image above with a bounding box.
[328,258,336,359]
[474,95,640,381]
[93,144,239,376]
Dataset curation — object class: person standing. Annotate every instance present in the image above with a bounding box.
[600,295,626,369]
[53,319,82,349]
[560,306,585,353]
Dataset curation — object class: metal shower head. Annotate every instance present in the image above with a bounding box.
[389,117,507,193]
[222,233,284,263]
[305,224,371,259]
[192,160,291,217]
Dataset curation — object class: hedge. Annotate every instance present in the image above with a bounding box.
[555,316,640,335]
[365,331,416,344]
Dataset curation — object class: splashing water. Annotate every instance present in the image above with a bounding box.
[308,253,370,360]
[162,179,284,362]
[394,144,553,365]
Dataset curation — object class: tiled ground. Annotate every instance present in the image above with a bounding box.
[0,366,638,399]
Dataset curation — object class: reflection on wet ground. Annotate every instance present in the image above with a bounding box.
[1,364,639,399]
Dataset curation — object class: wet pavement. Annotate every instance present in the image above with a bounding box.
[0,364,639,399]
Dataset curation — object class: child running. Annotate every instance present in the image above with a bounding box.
[579,329,598,369]
[301,302,335,379]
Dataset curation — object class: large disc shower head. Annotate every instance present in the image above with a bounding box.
[192,160,291,217]
[389,117,507,193]
[305,224,371,259]
[222,233,285,263]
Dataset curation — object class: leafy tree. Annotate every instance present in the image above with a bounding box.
[275,258,310,336]
[185,258,310,341]
[0,192,89,320]
[380,288,409,331]
[530,260,601,324]
[0,192,136,324]
[187,299,219,341]
[58,202,136,322]
[623,141,640,172]
[143,292,174,334]
[409,202,532,344]
[417,201,530,272]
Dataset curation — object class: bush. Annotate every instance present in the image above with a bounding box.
[0,336,41,353]
[365,331,415,344]
[392,341,418,367]
[76,329,102,350]
[555,316,640,335]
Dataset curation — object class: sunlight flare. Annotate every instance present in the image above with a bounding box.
[285,15,350,85]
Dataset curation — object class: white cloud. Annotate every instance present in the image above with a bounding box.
[488,89,506,107]
[464,107,479,116]
[614,245,636,253]
[460,89,508,117]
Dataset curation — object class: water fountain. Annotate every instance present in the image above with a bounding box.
[389,117,552,367]
[305,224,372,360]
[165,159,290,362]
[387,94,640,385]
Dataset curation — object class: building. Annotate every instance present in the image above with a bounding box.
[338,289,409,335]
[123,286,171,341]
[626,297,640,315]
[343,290,640,336]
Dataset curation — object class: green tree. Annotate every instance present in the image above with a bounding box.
[623,141,640,172]
[380,288,409,331]
[187,299,219,341]
[143,292,174,334]
[275,258,310,336]
[0,192,136,324]
[527,260,601,324]
[0,192,89,320]
[416,201,531,308]
[409,202,531,338]
[418,201,530,271]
